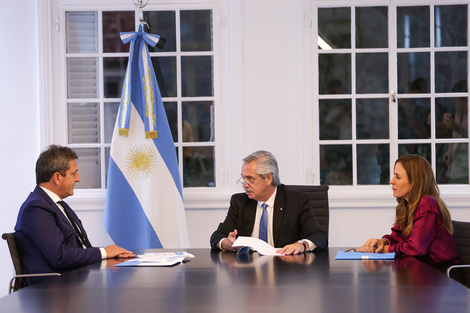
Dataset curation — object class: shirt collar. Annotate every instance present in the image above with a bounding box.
[258,186,277,208]
[40,186,62,203]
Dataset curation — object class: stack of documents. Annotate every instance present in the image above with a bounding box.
[335,250,396,260]
[115,252,195,267]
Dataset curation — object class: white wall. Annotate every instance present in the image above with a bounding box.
[0,0,40,298]
[1,0,470,300]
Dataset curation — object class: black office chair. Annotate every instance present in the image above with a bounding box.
[446,220,470,288]
[284,185,329,239]
[2,233,61,294]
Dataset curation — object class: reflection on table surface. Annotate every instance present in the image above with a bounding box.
[1,248,469,313]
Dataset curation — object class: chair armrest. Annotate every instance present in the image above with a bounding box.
[9,273,61,294]
[446,264,470,277]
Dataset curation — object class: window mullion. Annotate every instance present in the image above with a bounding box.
[389,3,399,167]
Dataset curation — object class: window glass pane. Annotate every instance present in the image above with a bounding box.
[75,148,101,189]
[182,101,214,142]
[399,144,431,163]
[319,54,351,94]
[357,98,389,139]
[318,8,351,49]
[181,56,213,97]
[181,10,212,51]
[397,6,430,48]
[66,12,98,53]
[104,102,119,143]
[357,144,389,185]
[435,95,468,139]
[356,7,388,48]
[68,102,99,144]
[67,57,99,99]
[320,145,352,185]
[398,98,430,139]
[164,102,178,142]
[319,99,352,140]
[435,51,468,93]
[356,53,388,94]
[435,5,467,47]
[103,57,127,98]
[436,143,469,184]
[152,57,177,97]
[102,11,134,53]
[397,53,430,94]
[183,146,215,187]
[144,11,176,52]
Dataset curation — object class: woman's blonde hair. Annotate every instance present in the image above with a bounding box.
[394,154,452,236]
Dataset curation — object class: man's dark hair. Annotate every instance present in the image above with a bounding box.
[36,145,78,185]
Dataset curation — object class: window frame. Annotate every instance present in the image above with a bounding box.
[41,0,231,209]
[309,0,470,208]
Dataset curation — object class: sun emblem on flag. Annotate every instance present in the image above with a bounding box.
[125,144,157,179]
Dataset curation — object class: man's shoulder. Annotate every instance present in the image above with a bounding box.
[280,184,310,200]
[230,191,250,203]
[20,187,53,211]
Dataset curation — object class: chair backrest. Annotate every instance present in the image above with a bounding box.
[2,233,25,291]
[452,220,470,265]
[285,185,329,239]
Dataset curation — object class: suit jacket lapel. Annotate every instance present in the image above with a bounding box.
[61,201,92,248]
[35,186,90,247]
[36,186,72,228]
[244,199,257,236]
[272,185,286,247]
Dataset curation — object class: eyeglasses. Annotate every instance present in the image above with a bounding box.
[237,175,263,187]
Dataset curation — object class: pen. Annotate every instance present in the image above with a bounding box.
[344,248,356,252]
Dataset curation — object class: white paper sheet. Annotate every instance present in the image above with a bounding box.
[232,236,283,256]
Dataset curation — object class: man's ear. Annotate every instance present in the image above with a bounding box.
[265,173,273,185]
[51,172,62,186]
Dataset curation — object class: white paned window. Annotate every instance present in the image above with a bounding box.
[58,3,219,191]
[313,1,469,187]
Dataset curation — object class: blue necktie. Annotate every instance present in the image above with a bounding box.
[259,203,268,243]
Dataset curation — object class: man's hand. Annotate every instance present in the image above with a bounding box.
[276,242,305,255]
[104,244,136,259]
[356,238,387,253]
[221,229,239,251]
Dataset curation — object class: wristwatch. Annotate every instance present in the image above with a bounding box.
[297,240,308,251]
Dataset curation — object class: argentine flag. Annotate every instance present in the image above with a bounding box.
[104,26,190,249]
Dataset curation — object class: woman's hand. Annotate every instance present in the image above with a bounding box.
[356,238,388,253]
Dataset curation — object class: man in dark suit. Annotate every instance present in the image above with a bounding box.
[210,150,327,254]
[15,145,134,277]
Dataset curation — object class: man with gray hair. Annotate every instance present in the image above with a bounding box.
[210,150,327,254]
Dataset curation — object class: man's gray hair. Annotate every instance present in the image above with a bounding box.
[243,150,281,186]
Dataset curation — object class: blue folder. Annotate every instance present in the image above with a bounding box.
[335,250,396,260]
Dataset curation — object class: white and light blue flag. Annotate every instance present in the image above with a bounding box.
[104,26,190,249]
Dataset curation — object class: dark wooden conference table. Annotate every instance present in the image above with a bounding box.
[1,248,469,313]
